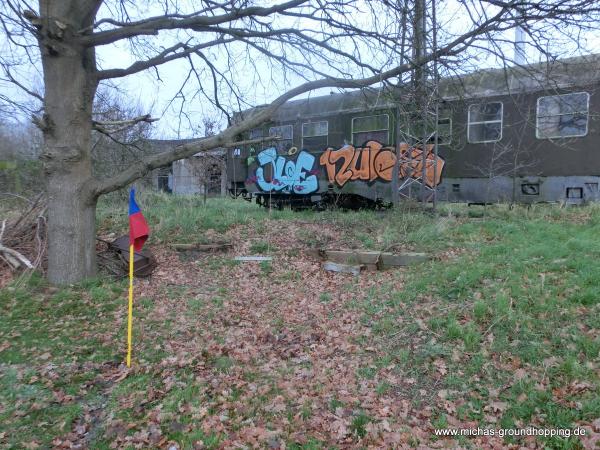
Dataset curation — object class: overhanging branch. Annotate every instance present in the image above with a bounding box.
[92,114,158,137]
[80,0,308,47]
[96,37,234,79]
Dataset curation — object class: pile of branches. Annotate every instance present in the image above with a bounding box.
[0,193,47,273]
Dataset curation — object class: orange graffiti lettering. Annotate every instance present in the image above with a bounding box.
[330,145,356,186]
[320,141,395,186]
[373,148,396,181]
[398,144,445,188]
[320,141,445,188]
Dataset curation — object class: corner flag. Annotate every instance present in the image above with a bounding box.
[126,188,149,367]
[129,189,149,251]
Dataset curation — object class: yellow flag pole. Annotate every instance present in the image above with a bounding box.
[126,244,134,367]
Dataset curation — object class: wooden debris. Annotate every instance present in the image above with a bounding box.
[378,252,429,269]
[313,249,429,272]
[323,250,380,265]
[234,256,273,262]
[97,235,156,278]
[0,243,34,269]
[172,242,232,252]
[0,194,46,272]
[322,261,361,275]
[1,219,33,269]
[304,248,323,259]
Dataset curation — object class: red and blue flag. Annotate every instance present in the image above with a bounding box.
[129,189,149,251]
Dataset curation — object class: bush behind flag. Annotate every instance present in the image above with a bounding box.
[129,189,149,251]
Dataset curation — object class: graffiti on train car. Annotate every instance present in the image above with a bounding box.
[319,140,445,188]
[319,141,395,186]
[248,147,319,194]
[398,143,445,188]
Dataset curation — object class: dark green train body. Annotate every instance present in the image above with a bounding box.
[227,54,600,207]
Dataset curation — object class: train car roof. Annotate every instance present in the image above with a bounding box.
[239,53,600,122]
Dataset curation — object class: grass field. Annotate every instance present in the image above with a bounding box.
[1,194,599,448]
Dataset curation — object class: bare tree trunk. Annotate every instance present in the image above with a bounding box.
[39,1,99,284]
[46,178,97,283]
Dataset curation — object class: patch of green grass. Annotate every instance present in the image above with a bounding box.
[249,240,271,254]
[97,194,303,245]
[329,396,344,412]
[259,260,273,275]
[0,280,124,365]
[319,292,332,303]
[287,438,325,450]
[278,270,302,281]
[363,204,600,447]
[356,366,377,380]
[213,356,235,373]
[473,300,489,323]
[300,400,313,420]
[0,278,134,447]
[0,366,83,448]
[212,296,224,308]
[462,323,481,353]
[376,380,391,396]
[206,257,240,271]
[188,297,204,312]
[166,430,223,449]
[349,411,372,438]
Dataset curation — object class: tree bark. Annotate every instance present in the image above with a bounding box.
[46,178,97,284]
[39,0,100,284]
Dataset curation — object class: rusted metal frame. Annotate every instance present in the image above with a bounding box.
[393,106,401,206]
[432,0,440,211]
[417,0,429,205]
[392,0,409,207]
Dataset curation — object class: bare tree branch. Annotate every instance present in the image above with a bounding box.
[92,113,158,131]
[96,37,235,79]
[79,0,309,47]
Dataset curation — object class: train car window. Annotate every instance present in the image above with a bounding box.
[268,124,293,140]
[408,117,452,145]
[467,102,503,143]
[437,118,452,144]
[268,124,294,152]
[302,121,328,149]
[249,128,264,139]
[566,187,583,199]
[351,114,389,145]
[536,92,589,139]
[302,121,328,137]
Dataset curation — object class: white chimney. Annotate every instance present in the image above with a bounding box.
[514,25,526,65]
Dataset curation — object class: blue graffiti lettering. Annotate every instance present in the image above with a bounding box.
[255,147,318,194]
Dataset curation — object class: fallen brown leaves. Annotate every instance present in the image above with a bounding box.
[61,218,474,449]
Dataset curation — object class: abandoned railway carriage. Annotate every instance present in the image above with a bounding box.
[227,54,600,207]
